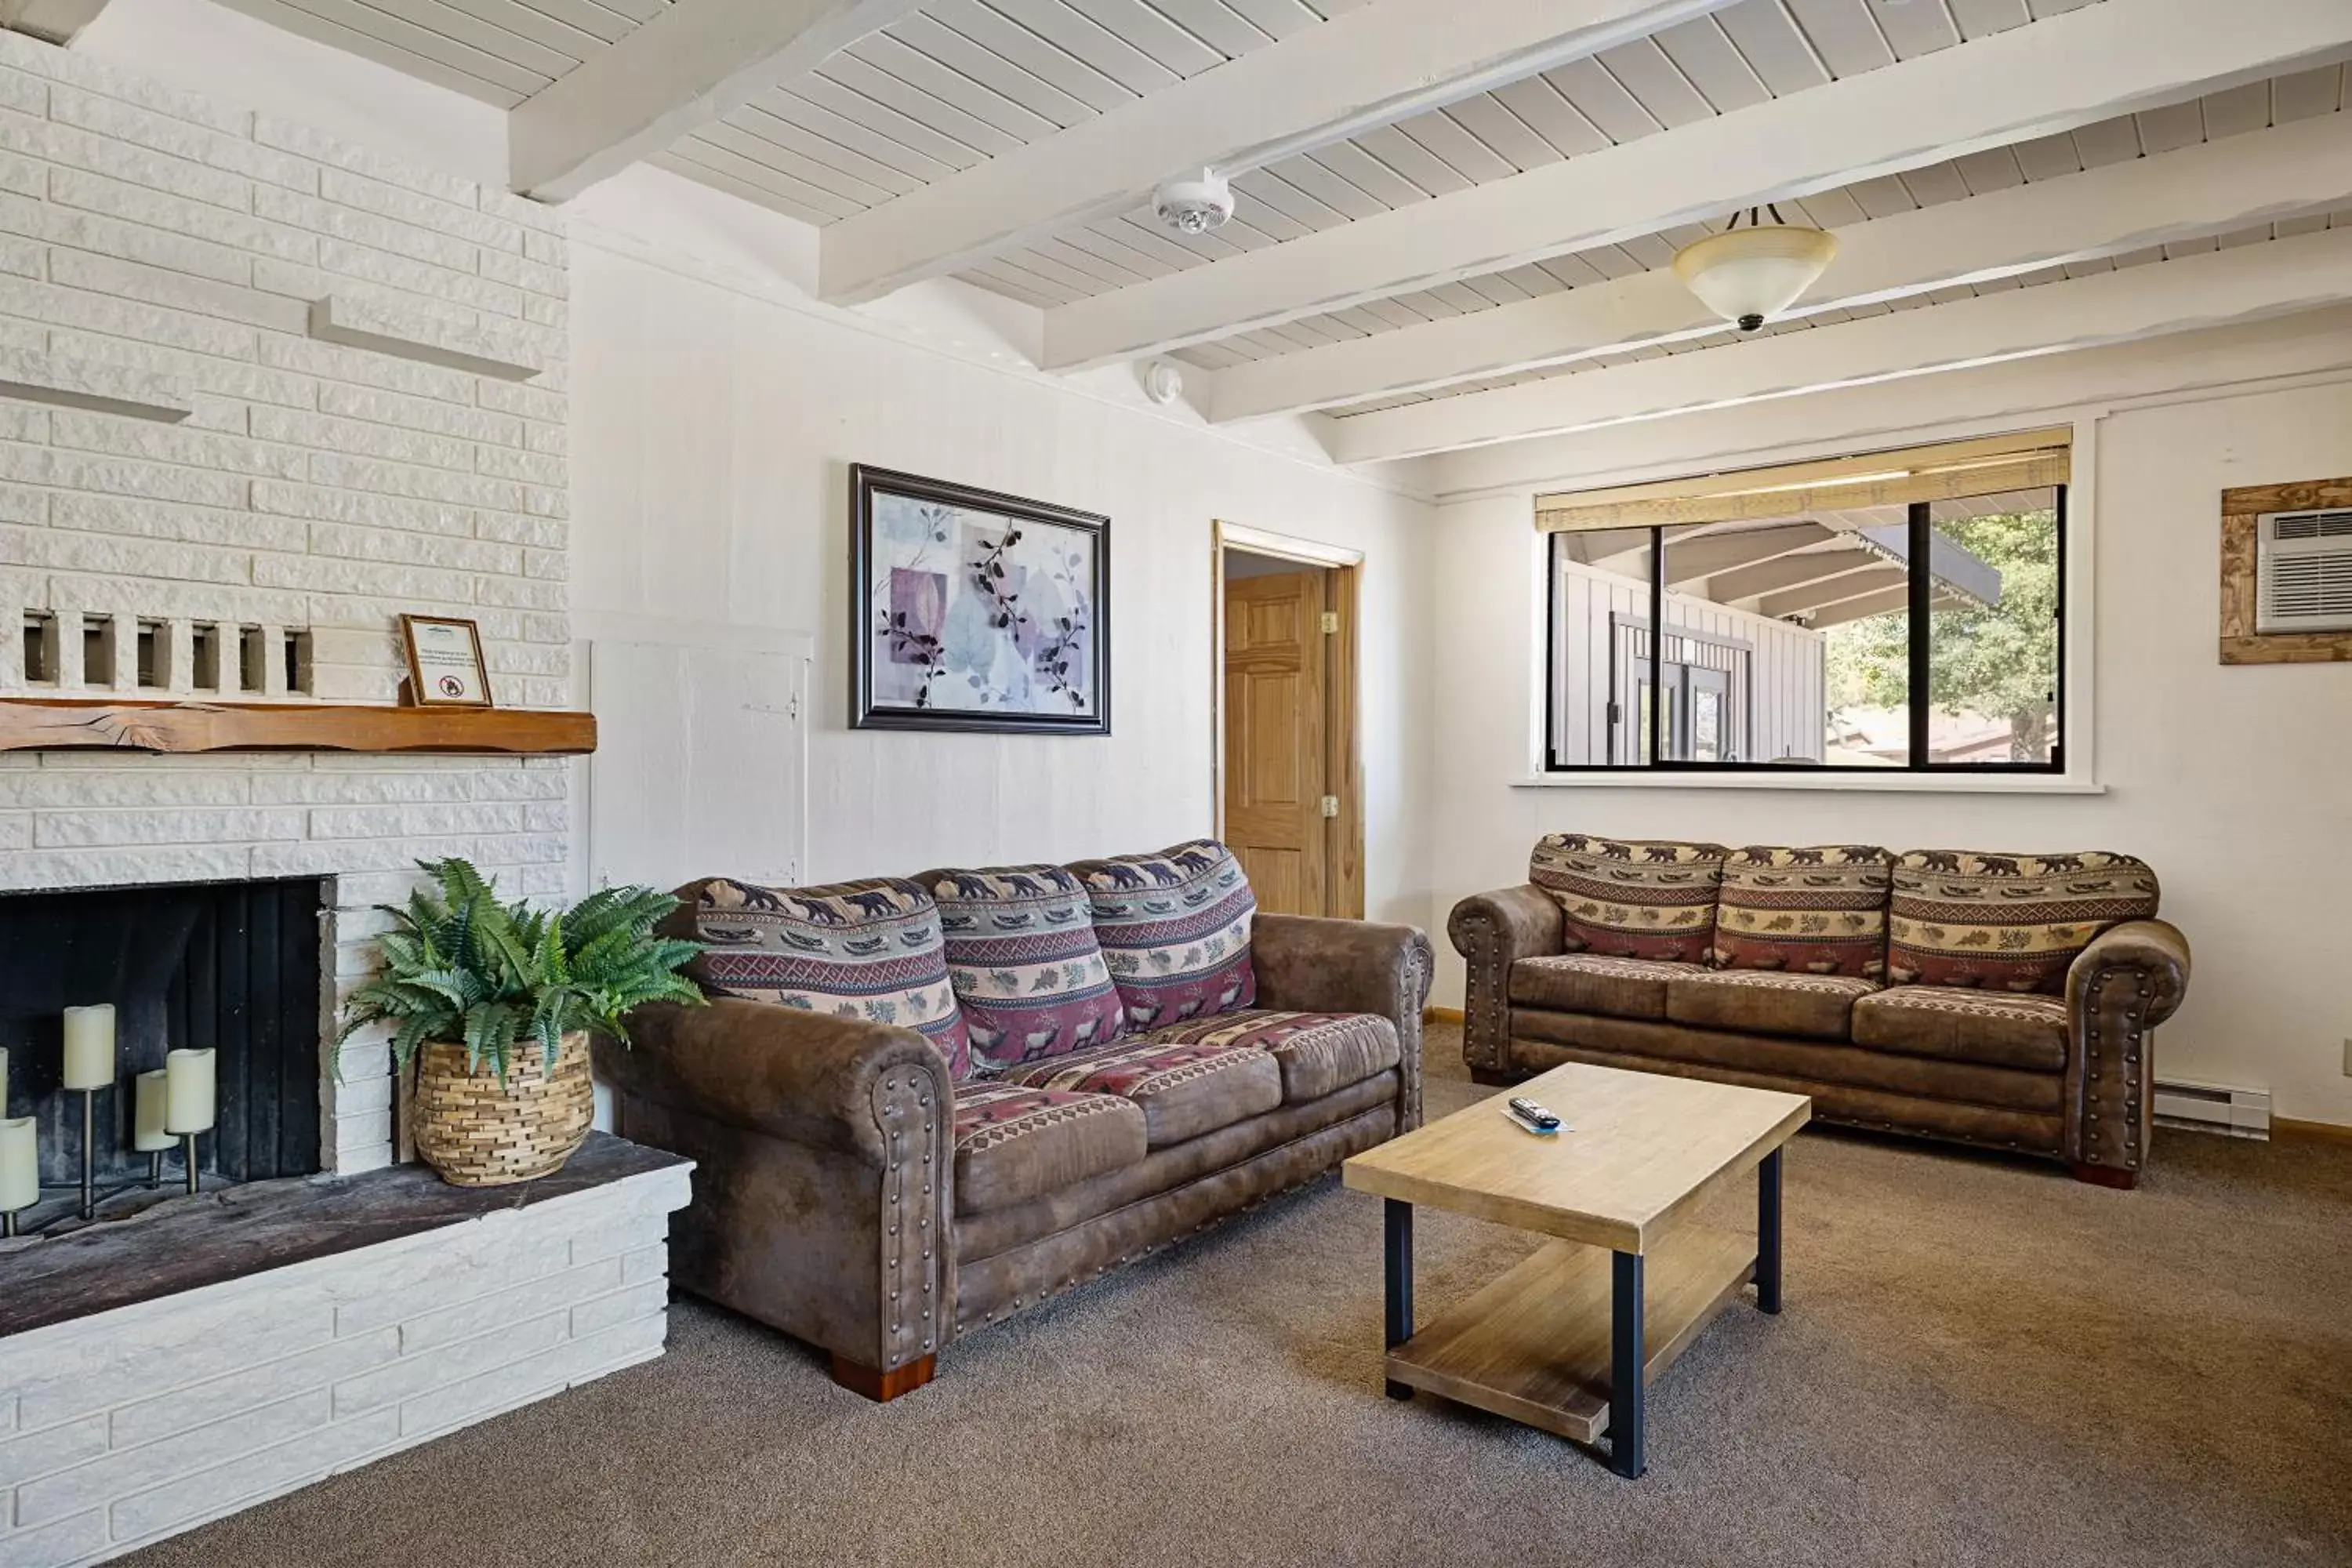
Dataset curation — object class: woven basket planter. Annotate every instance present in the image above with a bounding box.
[412,1032,594,1187]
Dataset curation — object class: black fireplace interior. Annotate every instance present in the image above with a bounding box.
[1,877,328,1189]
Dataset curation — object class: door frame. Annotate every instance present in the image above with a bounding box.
[1211,520,1366,919]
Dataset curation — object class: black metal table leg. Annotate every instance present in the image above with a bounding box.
[1609,1250,1645,1478]
[1384,1198,1414,1399]
[1757,1148,1783,1316]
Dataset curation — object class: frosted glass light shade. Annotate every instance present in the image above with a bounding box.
[1671,225,1839,332]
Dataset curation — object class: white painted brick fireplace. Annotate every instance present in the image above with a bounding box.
[0,31,693,1568]
[0,27,575,1173]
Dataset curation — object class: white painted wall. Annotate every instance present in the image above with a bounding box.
[562,220,1436,920]
[74,0,1439,929]
[1429,371,2352,1127]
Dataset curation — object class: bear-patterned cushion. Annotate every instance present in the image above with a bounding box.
[1529,833,1726,964]
[1069,839,1257,1031]
[684,876,971,1080]
[1711,844,1893,978]
[924,862,1127,1074]
[1887,851,2159,995]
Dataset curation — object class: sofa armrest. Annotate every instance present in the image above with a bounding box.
[2062,920,2191,1183]
[604,997,953,1168]
[1250,913,1434,1131]
[1446,884,1564,1077]
[596,998,955,1378]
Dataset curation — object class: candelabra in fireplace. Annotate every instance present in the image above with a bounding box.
[0,877,329,1239]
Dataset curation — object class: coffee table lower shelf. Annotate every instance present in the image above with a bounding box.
[1383,1223,1755,1445]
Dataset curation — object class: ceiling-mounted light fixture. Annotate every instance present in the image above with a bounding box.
[1671,205,1838,332]
[1154,169,1235,236]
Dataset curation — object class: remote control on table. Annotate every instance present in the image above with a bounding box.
[1504,1096,1562,1135]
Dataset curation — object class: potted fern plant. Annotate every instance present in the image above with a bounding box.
[336,859,705,1188]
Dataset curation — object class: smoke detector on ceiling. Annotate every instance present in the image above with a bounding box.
[1154,169,1235,236]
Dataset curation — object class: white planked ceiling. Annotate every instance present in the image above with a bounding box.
[208,0,673,106]
[1318,208,2352,419]
[197,0,2352,439]
[1185,64,2352,386]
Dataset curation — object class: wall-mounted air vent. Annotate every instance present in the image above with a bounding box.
[2256,509,2352,633]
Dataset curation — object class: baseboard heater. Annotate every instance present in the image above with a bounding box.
[2152,1077,2271,1140]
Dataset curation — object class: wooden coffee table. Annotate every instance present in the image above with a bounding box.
[1342,1062,1809,1478]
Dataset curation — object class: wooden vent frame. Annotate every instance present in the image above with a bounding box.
[2220,477,2352,666]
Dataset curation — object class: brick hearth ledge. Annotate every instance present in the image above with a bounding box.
[0,1135,691,1567]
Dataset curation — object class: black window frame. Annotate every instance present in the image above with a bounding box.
[1544,484,2067,775]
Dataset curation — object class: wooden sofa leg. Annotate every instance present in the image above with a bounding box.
[830,1352,936,1402]
[2069,1161,2138,1190]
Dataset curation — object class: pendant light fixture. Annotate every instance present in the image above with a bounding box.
[1671,205,1838,332]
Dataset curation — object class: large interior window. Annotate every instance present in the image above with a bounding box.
[1543,434,2068,774]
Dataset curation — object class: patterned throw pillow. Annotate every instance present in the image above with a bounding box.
[924,862,1127,1074]
[1888,851,2160,995]
[1069,840,1258,1031]
[1529,833,1726,963]
[1712,845,1893,978]
[687,876,971,1080]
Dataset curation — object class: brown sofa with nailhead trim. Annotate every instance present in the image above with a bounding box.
[1450,835,2189,1187]
[596,843,1432,1402]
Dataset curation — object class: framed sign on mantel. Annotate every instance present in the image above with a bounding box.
[849,464,1111,735]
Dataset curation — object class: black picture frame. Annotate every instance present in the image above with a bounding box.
[848,464,1111,735]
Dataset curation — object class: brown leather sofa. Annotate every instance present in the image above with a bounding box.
[598,846,1432,1401]
[1451,836,2190,1187]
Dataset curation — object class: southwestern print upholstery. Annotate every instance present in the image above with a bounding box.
[1001,1034,1282,1146]
[1888,851,2159,995]
[1134,1009,1402,1105]
[1529,833,1726,962]
[927,862,1127,1073]
[686,876,971,1080]
[1711,845,1893,978]
[951,1083,1147,1215]
[1071,839,1258,1029]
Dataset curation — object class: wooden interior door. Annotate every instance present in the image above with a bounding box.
[1224,569,1328,916]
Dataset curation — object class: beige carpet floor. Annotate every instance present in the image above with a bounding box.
[128,1025,2352,1568]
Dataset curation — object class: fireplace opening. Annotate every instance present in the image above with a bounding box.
[0,877,332,1232]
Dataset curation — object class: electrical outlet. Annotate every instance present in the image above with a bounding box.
[2343,1038,2352,1076]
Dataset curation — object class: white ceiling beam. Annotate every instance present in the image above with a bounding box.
[1324,223,2352,463]
[1759,567,1905,620]
[1706,549,1882,604]
[0,0,108,42]
[1812,586,1915,630]
[1659,524,1831,586]
[509,0,916,202]
[1044,0,2352,372]
[817,0,1737,307]
[1207,108,2352,423]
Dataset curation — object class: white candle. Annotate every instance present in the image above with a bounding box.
[0,1116,34,1214]
[133,1069,174,1152]
[61,1004,116,1091]
[164,1048,216,1134]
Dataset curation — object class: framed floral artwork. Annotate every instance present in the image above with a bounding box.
[849,464,1110,735]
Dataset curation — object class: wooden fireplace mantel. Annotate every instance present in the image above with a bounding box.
[0,697,597,756]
